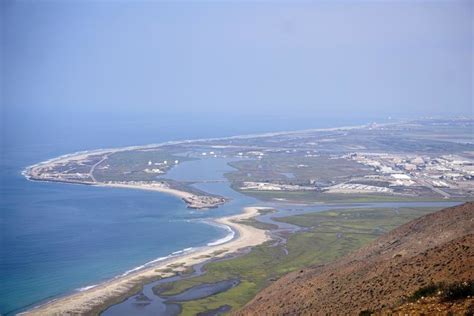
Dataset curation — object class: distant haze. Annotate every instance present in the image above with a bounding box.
[1,0,473,147]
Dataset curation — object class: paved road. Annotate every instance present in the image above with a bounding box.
[89,155,108,182]
[417,178,451,199]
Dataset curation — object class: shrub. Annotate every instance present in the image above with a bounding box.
[409,280,474,302]
[441,280,474,302]
[410,283,440,301]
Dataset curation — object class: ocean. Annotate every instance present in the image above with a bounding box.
[0,112,381,315]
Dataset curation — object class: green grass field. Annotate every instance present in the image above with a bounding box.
[226,154,373,186]
[153,206,443,315]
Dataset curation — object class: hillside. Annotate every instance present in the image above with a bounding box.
[238,202,474,315]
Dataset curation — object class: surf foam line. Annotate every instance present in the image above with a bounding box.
[77,284,99,292]
[118,221,234,278]
[118,218,236,277]
[198,219,236,247]
[73,248,195,294]
[119,247,196,277]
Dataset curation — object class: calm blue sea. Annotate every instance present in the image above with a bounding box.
[0,113,378,315]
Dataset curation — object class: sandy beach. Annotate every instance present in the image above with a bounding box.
[22,206,271,315]
[98,182,195,200]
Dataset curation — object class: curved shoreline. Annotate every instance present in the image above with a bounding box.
[18,122,377,315]
[21,207,271,316]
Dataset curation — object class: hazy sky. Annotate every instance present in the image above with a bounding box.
[2,0,473,124]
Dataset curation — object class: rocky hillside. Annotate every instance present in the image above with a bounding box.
[237,202,474,315]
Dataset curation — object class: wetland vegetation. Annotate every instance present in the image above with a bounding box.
[152,206,444,315]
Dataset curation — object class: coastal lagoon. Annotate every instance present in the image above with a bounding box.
[0,115,402,315]
[0,118,225,315]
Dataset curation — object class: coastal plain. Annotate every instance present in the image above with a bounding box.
[21,118,474,315]
[26,119,474,206]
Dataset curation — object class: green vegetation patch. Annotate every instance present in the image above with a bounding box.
[226,154,373,186]
[276,207,444,233]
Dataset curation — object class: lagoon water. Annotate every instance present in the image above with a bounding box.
[0,114,384,315]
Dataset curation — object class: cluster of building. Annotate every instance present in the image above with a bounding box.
[144,159,179,174]
[240,181,317,191]
[105,180,170,188]
[31,170,92,181]
[236,151,265,159]
[26,161,94,183]
[201,151,219,157]
[323,183,393,194]
[342,152,474,196]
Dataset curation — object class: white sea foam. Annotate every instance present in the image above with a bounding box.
[77,284,98,292]
[206,222,235,247]
[120,247,196,277]
[171,247,194,255]
[121,264,149,276]
[117,220,236,278]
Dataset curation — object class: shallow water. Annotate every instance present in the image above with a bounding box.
[165,279,240,302]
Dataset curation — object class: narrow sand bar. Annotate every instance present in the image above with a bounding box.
[98,182,227,209]
[98,182,195,200]
[23,207,271,315]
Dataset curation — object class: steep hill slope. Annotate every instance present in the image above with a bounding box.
[238,202,474,315]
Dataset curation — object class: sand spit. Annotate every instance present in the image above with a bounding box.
[99,182,226,209]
